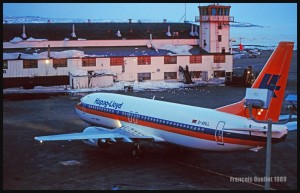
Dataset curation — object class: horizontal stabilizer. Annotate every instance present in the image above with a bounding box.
[249,146,263,152]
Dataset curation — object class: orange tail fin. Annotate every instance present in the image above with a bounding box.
[216,42,294,121]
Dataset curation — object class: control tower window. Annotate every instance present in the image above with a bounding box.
[224,8,229,16]
[212,8,216,15]
[218,8,223,15]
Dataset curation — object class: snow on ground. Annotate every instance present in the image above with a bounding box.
[3,80,296,130]
[3,79,220,94]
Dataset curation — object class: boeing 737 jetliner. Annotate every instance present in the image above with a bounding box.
[35,42,294,155]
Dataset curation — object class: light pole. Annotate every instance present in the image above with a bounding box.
[245,103,294,190]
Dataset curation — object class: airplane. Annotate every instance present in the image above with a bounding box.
[35,42,294,156]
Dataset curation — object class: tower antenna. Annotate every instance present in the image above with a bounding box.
[184,3,186,22]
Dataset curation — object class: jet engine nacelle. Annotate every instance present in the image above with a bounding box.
[81,127,111,149]
[82,138,111,149]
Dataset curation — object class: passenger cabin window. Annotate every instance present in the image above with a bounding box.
[23,60,38,68]
[82,58,96,67]
[110,57,124,66]
[53,59,67,68]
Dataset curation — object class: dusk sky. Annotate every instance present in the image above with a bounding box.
[3,3,297,26]
[3,3,297,48]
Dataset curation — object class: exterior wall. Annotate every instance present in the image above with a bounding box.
[199,16,231,53]
[90,76,114,88]
[4,54,233,83]
[201,22,210,52]
[70,76,89,89]
[3,39,199,49]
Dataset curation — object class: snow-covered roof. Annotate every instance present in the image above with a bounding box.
[3,45,209,60]
[3,23,199,42]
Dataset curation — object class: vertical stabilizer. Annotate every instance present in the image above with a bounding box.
[216,42,294,121]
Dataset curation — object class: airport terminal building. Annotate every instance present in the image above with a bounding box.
[3,4,234,89]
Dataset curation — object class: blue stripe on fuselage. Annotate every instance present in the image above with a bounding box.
[78,103,276,143]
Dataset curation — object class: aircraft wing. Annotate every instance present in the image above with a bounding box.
[34,126,158,143]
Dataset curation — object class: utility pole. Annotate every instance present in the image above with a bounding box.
[246,103,294,190]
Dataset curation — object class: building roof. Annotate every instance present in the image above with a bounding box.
[3,22,199,42]
[3,45,210,60]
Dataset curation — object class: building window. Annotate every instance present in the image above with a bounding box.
[222,47,225,53]
[138,56,151,65]
[110,57,124,66]
[137,73,151,81]
[164,56,177,64]
[164,72,177,79]
[214,70,225,78]
[3,60,8,69]
[82,58,96,67]
[218,24,222,29]
[53,59,67,68]
[218,35,222,42]
[190,55,202,64]
[190,71,202,78]
[23,60,38,68]
[214,55,226,63]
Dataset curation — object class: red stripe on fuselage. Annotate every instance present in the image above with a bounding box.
[76,105,266,147]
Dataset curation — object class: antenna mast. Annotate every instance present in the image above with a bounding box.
[184,3,186,22]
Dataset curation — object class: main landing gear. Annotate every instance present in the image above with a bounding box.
[132,143,144,158]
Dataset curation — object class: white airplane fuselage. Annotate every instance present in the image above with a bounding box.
[75,92,288,151]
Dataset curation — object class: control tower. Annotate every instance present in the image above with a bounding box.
[196,4,234,53]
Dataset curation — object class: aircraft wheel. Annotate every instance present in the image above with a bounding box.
[132,144,144,158]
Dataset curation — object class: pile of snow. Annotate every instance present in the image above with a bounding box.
[9,37,23,43]
[46,50,85,59]
[158,44,193,55]
[94,69,116,76]
[132,80,184,91]
[69,69,88,76]
[149,44,193,55]
[26,37,48,42]
[9,37,48,43]
[59,160,81,166]
[3,50,85,60]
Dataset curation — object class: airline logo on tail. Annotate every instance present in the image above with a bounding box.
[258,74,281,98]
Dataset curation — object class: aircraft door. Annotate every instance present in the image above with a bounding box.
[215,121,225,145]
